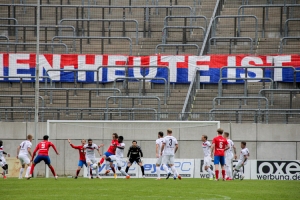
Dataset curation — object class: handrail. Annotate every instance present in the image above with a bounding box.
[212,15,258,45]
[0,36,9,42]
[284,18,300,37]
[113,77,168,105]
[218,77,274,105]
[279,37,300,54]
[208,37,253,54]
[96,65,170,97]
[238,4,300,37]
[0,17,18,42]
[259,89,300,107]
[51,36,132,54]
[155,44,200,55]
[0,42,68,53]
[106,96,161,120]
[59,18,139,45]
[181,67,200,120]
[212,96,269,110]
[200,0,225,55]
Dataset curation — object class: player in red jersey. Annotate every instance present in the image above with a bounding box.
[27,135,59,180]
[98,133,119,174]
[68,139,88,179]
[211,128,229,181]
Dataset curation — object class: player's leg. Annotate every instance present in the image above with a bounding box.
[44,156,57,179]
[214,156,220,180]
[220,156,226,181]
[86,157,92,179]
[75,160,84,179]
[117,158,129,178]
[125,158,133,173]
[155,156,162,180]
[225,158,233,180]
[204,157,214,180]
[28,155,42,179]
[161,156,170,178]
[0,159,7,179]
[137,158,145,178]
[169,155,180,180]
[19,156,25,179]
[232,160,242,180]
[108,160,117,178]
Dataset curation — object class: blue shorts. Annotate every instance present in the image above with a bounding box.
[214,155,225,166]
[104,152,114,157]
[78,160,87,168]
[34,155,51,165]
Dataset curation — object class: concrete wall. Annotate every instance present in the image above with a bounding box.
[0,121,299,176]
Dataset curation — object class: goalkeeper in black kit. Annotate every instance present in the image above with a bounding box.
[125,140,145,178]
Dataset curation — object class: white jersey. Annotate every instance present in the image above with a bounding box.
[162,135,178,156]
[202,141,211,157]
[225,139,234,158]
[156,138,164,156]
[84,143,99,157]
[18,140,32,156]
[0,146,4,157]
[116,143,125,158]
[239,148,250,161]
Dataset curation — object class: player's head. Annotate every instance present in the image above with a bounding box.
[158,131,163,138]
[43,135,49,140]
[88,139,93,146]
[132,140,137,147]
[241,141,246,148]
[118,136,124,143]
[167,128,172,135]
[217,128,223,135]
[81,139,86,145]
[112,133,118,140]
[27,134,33,142]
[201,135,207,142]
[223,132,229,138]
[0,140,2,146]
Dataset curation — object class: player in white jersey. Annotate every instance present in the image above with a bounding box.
[106,136,130,179]
[161,128,181,180]
[17,134,33,179]
[155,131,169,180]
[0,140,10,179]
[223,132,237,180]
[201,135,215,180]
[83,139,103,179]
[233,141,249,180]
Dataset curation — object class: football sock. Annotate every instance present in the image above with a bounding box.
[222,170,226,179]
[87,166,90,177]
[105,161,110,170]
[19,168,24,178]
[228,166,232,179]
[119,169,128,176]
[156,166,160,178]
[100,158,104,165]
[90,168,93,176]
[111,166,116,174]
[240,170,244,176]
[171,166,177,177]
[141,166,145,175]
[30,164,35,175]
[207,168,213,178]
[25,166,31,177]
[125,166,129,173]
[76,169,80,176]
[49,165,56,176]
[215,170,219,179]
[163,164,169,173]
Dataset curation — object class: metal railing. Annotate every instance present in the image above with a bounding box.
[51,36,132,54]
[155,44,200,55]
[238,4,300,37]
[113,77,168,105]
[284,18,300,37]
[181,68,200,120]
[212,15,258,45]
[0,42,68,53]
[200,0,225,55]
[0,17,18,37]
[259,89,300,107]
[59,18,139,45]
[212,96,269,109]
[162,26,205,45]
[208,37,253,54]
[106,96,161,120]
[218,77,274,104]
[279,37,300,54]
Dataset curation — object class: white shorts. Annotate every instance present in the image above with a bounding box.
[0,156,6,166]
[19,154,31,165]
[109,155,123,167]
[162,155,174,165]
[235,160,247,171]
[225,157,232,166]
[203,156,212,167]
[86,156,97,164]
[156,156,162,165]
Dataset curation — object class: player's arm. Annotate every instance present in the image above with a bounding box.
[127,146,131,158]
[155,144,159,158]
[17,145,21,158]
[27,147,32,158]
[31,145,39,161]
[160,143,165,156]
[175,143,178,154]
[50,143,60,155]
[233,145,237,159]
[96,148,102,157]
[98,144,104,148]
[139,147,144,158]
[242,154,248,165]
[210,143,215,157]
[224,143,230,151]
[68,140,81,149]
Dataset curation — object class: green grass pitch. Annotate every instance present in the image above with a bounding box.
[1,177,299,200]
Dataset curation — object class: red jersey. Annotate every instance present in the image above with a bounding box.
[212,135,228,156]
[107,139,119,154]
[32,140,58,157]
[70,144,85,161]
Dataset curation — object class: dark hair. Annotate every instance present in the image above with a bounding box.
[202,135,207,140]
[43,135,49,140]
[132,140,137,143]
[158,131,163,137]
[113,133,118,138]
[88,139,93,142]
[224,132,229,137]
[241,141,246,146]
[217,128,223,134]
[119,136,124,141]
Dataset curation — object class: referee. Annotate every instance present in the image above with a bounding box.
[125,140,145,178]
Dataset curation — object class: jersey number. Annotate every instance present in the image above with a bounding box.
[219,142,223,148]
[22,143,25,149]
[41,143,46,149]
[169,139,172,146]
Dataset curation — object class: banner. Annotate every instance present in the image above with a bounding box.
[1,53,300,83]
[2,157,22,177]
